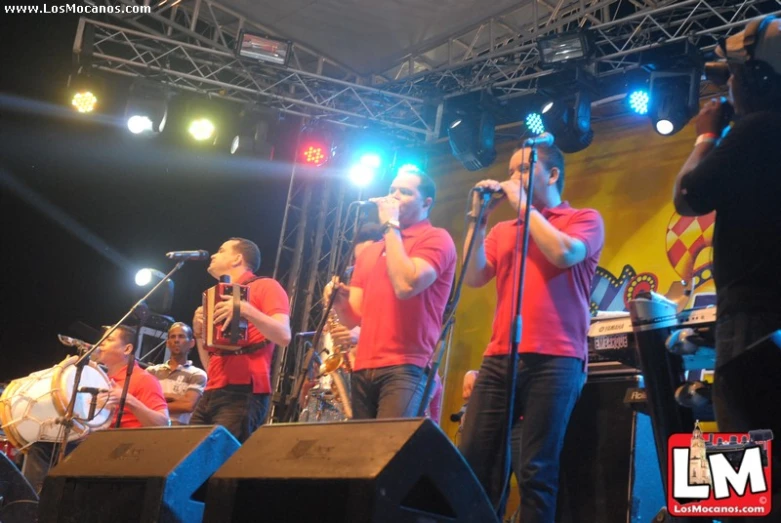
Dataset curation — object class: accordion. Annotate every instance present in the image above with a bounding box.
[203,281,251,350]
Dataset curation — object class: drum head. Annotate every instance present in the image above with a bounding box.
[53,357,113,428]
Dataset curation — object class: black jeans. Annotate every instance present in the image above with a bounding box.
[713,312,781,523]
[459,354,585,523]
[189,385,270,443]
[351,364,426,419]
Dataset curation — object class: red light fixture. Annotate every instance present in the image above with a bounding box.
[300,143,327,166]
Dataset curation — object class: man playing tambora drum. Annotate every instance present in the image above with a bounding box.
[22,325,169,493]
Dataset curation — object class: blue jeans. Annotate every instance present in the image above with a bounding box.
[351,364,426,419]
[459,354,586,523]
[189,385,269,443]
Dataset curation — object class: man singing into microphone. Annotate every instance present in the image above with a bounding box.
[328,169,456,419]
[673,17,781,521]
[191,238,290,442]
[460,141,604,522]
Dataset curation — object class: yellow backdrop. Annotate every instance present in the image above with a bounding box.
[427,114,716,440]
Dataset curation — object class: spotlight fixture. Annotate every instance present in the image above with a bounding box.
[231,106,277,159]
[447,111,496,171]
[648,69,699,136]
[125,81,168,135]
[349,153,382,187]
[537,31,592,69]
[525,112,546,135]
[189,118,216,141]
[134,268,174,313]
[297,124,333,167]
[540,91,594,153]
[628,90,650,115]
[236,31,292,66]
[67,72,104,114]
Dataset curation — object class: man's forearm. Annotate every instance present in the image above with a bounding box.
[464,222,492,287]
[195,339,210,369]
[244,307,291,346]
[673,142,715,216]
[333,301,361,329]
[383,229,419,298]
[527,210,583,268]
[127,396,169,427]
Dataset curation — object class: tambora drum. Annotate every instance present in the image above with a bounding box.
[0,356,114,449]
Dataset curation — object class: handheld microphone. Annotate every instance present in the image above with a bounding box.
[165,250,210,261]
[523,132,555,147]
[58,334,92,349]
[474,186,505,196]
[354,200,378,208]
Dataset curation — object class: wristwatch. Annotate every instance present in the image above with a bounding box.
[382,219,401,234]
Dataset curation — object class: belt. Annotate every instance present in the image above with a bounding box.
[212,339,273,356]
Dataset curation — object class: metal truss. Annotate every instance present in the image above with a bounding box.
[378,0,781,101]
[75,0,436,141]
[268,159,363,421]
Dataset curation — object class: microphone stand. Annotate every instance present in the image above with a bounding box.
[496,144,538,514]
[415,191,493,416]
[55,261,185,464]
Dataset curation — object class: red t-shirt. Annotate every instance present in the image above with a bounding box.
[108,362,169,429]
[350,219,456,371]
[483,202,604,360]
[205,271,290,394]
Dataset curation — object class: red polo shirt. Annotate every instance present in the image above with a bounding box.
[483,202,604,360]
[350,219,456,371]
[107,362,169,429]
[205,271,290,394]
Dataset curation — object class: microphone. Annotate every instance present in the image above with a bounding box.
[450,404,468,423]
[78,387,109,394]
[523,132,555,147]
[474,186,505,196]
[354,200,378,208]
[58,334,92,349]
[165,250,210,261]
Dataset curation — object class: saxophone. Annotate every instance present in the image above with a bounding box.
[319,309,354,419]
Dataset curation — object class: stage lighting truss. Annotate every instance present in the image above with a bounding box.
[125,81,168,135]
[231,107,278,159]
[649,70,700,136]
[447,111,497,172]
[540,91,594,153]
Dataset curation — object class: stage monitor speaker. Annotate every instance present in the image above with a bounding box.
[204,418,498,523]
[0,452,38,523]
[38,425,240,523]
[556,373,664,523]
[716,329,781,437]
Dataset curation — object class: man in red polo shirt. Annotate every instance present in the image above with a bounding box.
[192,237,290,442]
[460,143,604,522]
[22,325,169,493]
[329,169,456,419]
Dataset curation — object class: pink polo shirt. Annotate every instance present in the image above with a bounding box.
[483,202,604,360]
[350,219,456,371]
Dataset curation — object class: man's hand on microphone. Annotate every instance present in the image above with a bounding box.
[500,178,528,214]
[369,196,400,225]
[471,180,504,218]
